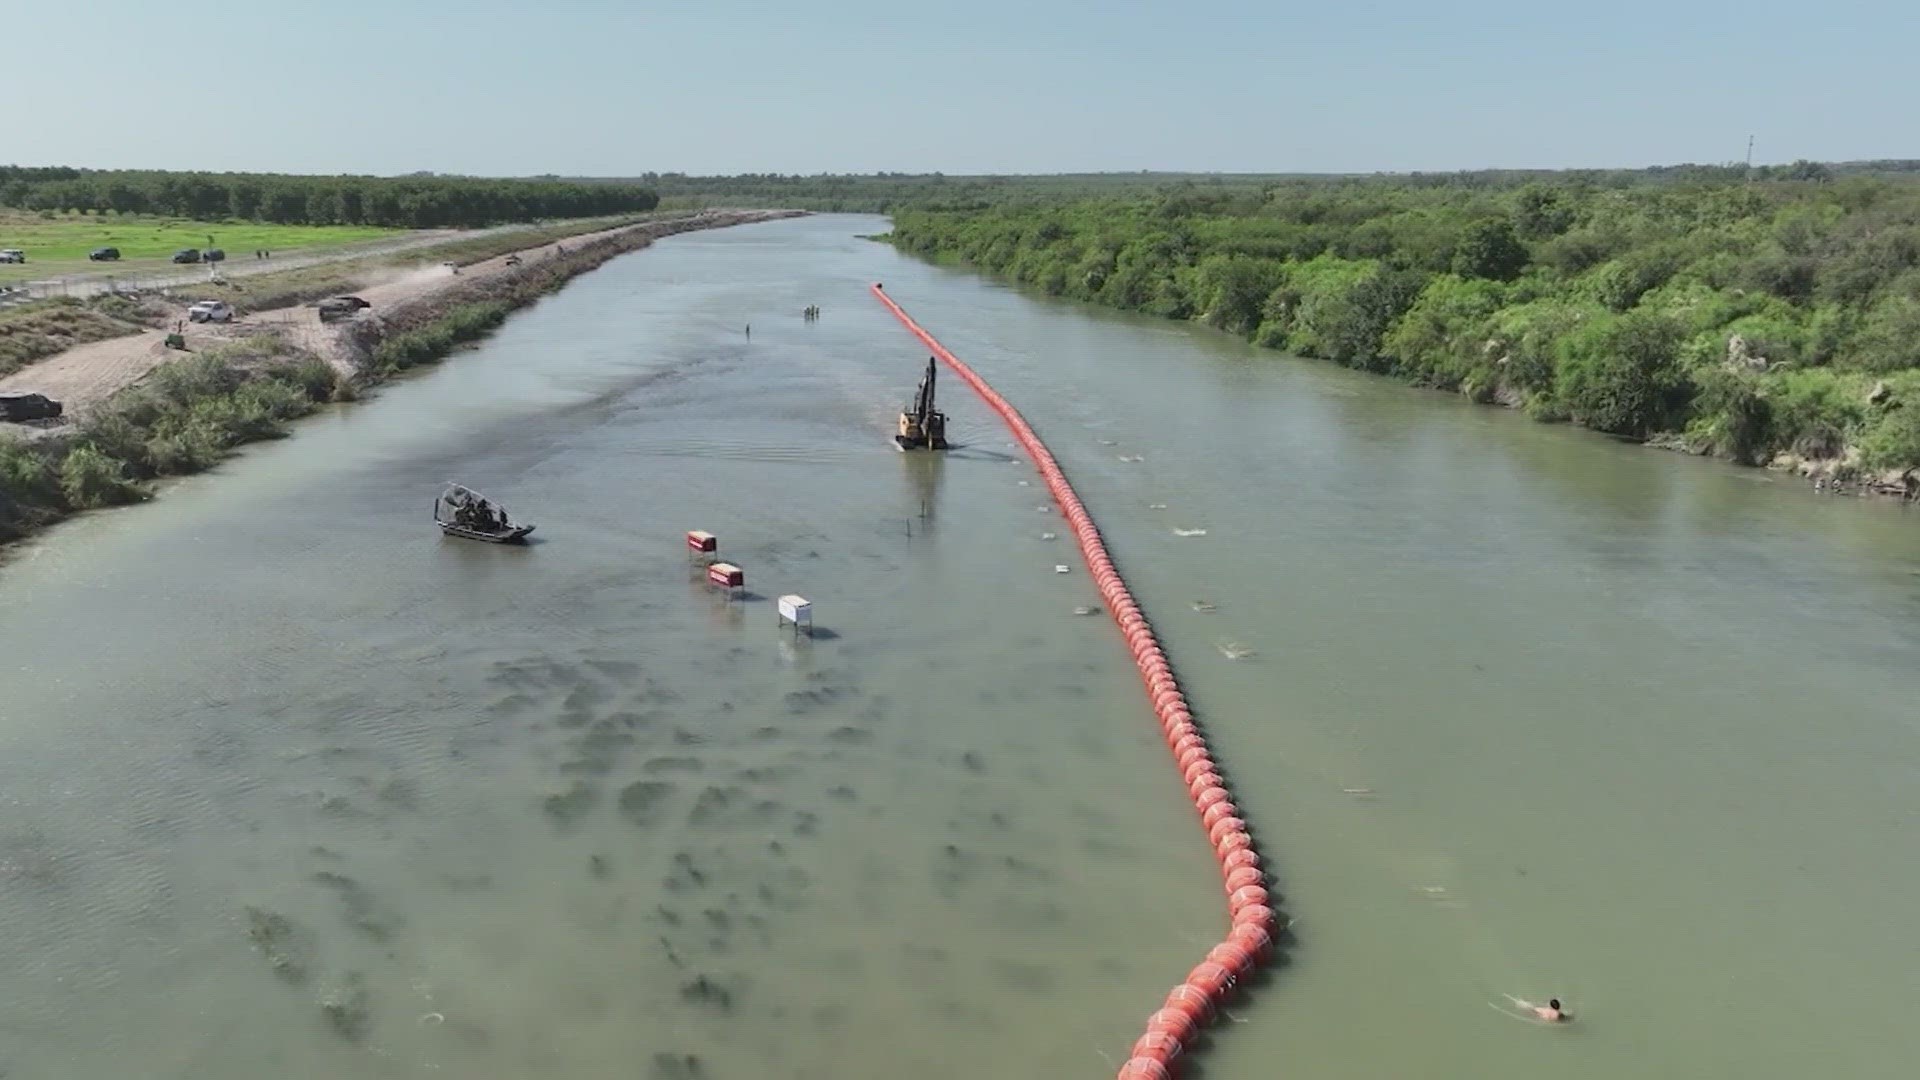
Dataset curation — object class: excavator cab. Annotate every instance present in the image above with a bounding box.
[895,356,949,450]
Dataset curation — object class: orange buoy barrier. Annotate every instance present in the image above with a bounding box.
[870,285,1274,1078]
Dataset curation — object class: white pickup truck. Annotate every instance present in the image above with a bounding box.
[187,300,233,323]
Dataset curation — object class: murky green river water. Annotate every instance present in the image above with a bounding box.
[3,215,1916,1079]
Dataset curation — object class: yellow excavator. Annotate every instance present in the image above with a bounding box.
[895,356,949,450]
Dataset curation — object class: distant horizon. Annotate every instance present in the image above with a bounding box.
[8,158,1919,183]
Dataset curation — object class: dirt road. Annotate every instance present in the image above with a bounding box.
[0,211,797,416]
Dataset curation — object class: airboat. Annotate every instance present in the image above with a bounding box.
[435,482,535,544]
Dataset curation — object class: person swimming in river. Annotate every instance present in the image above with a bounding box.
[1501,995,1571,1022]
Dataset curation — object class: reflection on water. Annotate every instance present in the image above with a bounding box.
[2,215,1917,1080]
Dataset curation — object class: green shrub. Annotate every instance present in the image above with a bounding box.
[1839,295,1920,373]
[1383,274,1510,389]
[0,437,61,507]
[1764,368,1864,457]
[372,301,510,372]
[1859,406,1920,471]
[1554,312,1691,439]
[1689,368,1775,464]
[58,444,142,508]
[269,357,342,403]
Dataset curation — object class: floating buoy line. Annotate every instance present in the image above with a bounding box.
[870,284,1276,1079]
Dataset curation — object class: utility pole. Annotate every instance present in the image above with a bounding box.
[1744,135,1755,185]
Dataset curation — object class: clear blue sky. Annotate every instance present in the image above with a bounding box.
[5,0,1910,176]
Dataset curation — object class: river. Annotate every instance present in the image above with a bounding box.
[2,214,1916,1080]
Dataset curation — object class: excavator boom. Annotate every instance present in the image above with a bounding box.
[895,356,949,450]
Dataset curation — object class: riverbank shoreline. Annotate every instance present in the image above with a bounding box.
[0,209,806,549]
[882,240,1920,506]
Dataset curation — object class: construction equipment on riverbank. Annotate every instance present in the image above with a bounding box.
[894,356,948,450]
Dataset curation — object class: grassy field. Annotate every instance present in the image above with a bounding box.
[189,215,656,313]
[0,211,398,285]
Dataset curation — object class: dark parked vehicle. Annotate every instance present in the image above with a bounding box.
[89,247,121,261]
[317,295,372,323]
[172,249,201,264]
[0,392,64,423]
[204,248,225,263]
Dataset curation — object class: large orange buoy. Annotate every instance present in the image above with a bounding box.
[1230,923,1274,960]
[1116,1058,1172,1080]
[1228,884,1271,915]
[1233,904,1278,932]
[1214,830,1254,863]
[1201,800,1239,828]
[1221,848,1261,875]
[870,285,1272,1080]
[1145,1007,1199,1043]
[1164,983,1216,1022]
[1177,745,1214,772]
[1207,817,1249,847]
[1187,960,1236,998]
[1180,757,1217,784]
[1223,864,1263,891]
[1130,1031,1184,1066]
[1208,939,1258,978]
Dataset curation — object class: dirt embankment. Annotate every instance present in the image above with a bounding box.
[329,209,803,376]
[0,210,804,418]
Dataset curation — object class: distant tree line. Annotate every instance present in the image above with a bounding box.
[596,161,1920,213]
[0,167,658,228]
[887,170,1920,479]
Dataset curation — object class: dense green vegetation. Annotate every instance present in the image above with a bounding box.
[0,341,343,539]
[619,161,1920,213]
[371,303,511,373]
[888,171,1920,480]
[0,167,657,228]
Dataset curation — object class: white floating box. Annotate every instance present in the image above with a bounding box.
[777,594,813,631]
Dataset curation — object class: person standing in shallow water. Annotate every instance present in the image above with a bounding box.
[745,324,751,340]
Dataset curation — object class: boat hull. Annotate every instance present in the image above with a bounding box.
[438,522,535,544]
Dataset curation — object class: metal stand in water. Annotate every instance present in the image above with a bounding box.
[895,356,949,450]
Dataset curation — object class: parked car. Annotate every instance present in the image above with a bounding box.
[172,249,201,264]
[89,247,122,261]
[0,249,25,264]
[204,248,225,263]
[187,299,233,323]
[316,295,371,323]
[0,392,63,423]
